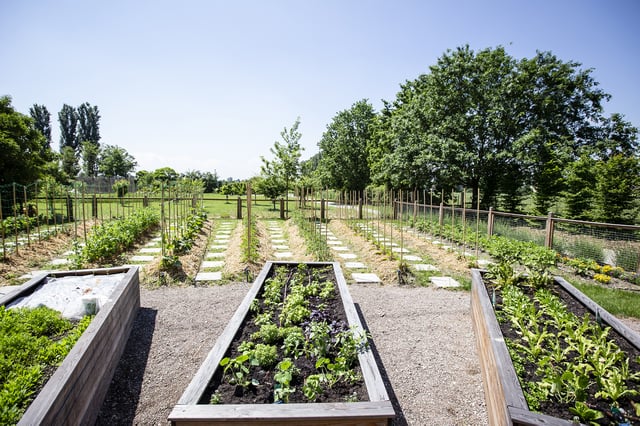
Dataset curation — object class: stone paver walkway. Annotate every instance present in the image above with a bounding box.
[195,221,235,283]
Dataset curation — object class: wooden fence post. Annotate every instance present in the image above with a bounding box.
[280,198,285,220]
[236,197,242,220]
[358,198,363,220]
[320,198,325,221]
[487,207,494,237]
[545,212,555,249]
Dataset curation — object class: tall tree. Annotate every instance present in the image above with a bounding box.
[58,104,78,153]
[29,104,52,149]
[0,96,52,185]
[261,117,303,214]
[81,141,100,177]
[317,100,375,193]
[77,102,100,145]
[98,145,137,178]
[60,145,80,180]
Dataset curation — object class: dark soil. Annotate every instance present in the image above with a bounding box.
[199,263,369,405]
[486,277,640,424]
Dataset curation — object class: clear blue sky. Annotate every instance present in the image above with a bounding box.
[2,0,638,180]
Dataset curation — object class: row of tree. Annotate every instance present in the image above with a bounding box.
[301,46,639,224]
[1,96,139,186]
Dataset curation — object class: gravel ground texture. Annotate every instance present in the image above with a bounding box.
[96,281,488,425]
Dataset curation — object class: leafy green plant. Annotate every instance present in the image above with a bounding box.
[273,358,299,403]
[0,306,92,424]
[250,344,278,369]
[220,354,254,389]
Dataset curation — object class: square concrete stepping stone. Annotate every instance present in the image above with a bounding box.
[201,260,224,269]
[430,276,461,288]
[331,246,349,251]
[195,272,222,281]
[392,247,410,253]
[274,252,293,258]
[403,255,422,262]
[344,262,366,269]
[140,247,162,253]
[352,273,381,283]
[273,245,289,250]
[338,253,357,259]
[209,245,227,250]
[50,258,69,265]
[207,252,225,258]
[271,239,286,244]
[327,240,342,245]
[130,255,155,262]
[145,241,160,247]
[414,264,439,272]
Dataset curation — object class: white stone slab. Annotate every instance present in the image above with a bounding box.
[274,252,293,258]
[352,273,381,283]
[327,240,342,245]
[209,245,227,250]
[195,272,222,281]
[130,255,155,262]
[344,262,366,269]
[139,247,162,253]
[273,245,289,250]
[213,240,229,245]
[271,239,286,244]
[414,264,439,272]
[207,252,225,258]
[430,276,461,288]
[201,260,224,269]
[392,247,410,253]
[338,253,358,259]
[403,255,422,261]
[331,246,349,251]
[50,258,69,265]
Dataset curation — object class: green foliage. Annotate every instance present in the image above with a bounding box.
[0,306,91,424]
[317,100,375,192]
[250,344,278,369]
[273,358,299,403]
[74,208,159,265]
[99,145,137,178]
[0,96,53,185]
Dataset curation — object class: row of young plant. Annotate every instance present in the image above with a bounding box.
[0,306,92,424]
[160,210,208,271]
[291,211,332,261]
[70,208,159,267]
[240,213,259,263]
[411,217,640,285]
[485,240,640,424]
[212,264,368,404]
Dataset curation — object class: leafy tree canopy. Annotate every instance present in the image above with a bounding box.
[0,96,53,185]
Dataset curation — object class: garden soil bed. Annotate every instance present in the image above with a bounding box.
[169,261,394,425]
[473,269,640,425]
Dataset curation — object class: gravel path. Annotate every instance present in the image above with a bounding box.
[96,280,488,425]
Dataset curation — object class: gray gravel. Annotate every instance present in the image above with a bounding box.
[97,282,488,425]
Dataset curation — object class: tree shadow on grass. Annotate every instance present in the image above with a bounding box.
[355,303,408,426]
[95,307,157,425]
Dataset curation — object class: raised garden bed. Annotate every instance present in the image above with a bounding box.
[471,268,640,425]
[169,261,395,426]
[0,266,140,425]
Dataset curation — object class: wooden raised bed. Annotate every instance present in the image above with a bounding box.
[169,261,395,426]
[0,266,140,426]
[471,268,640,426]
